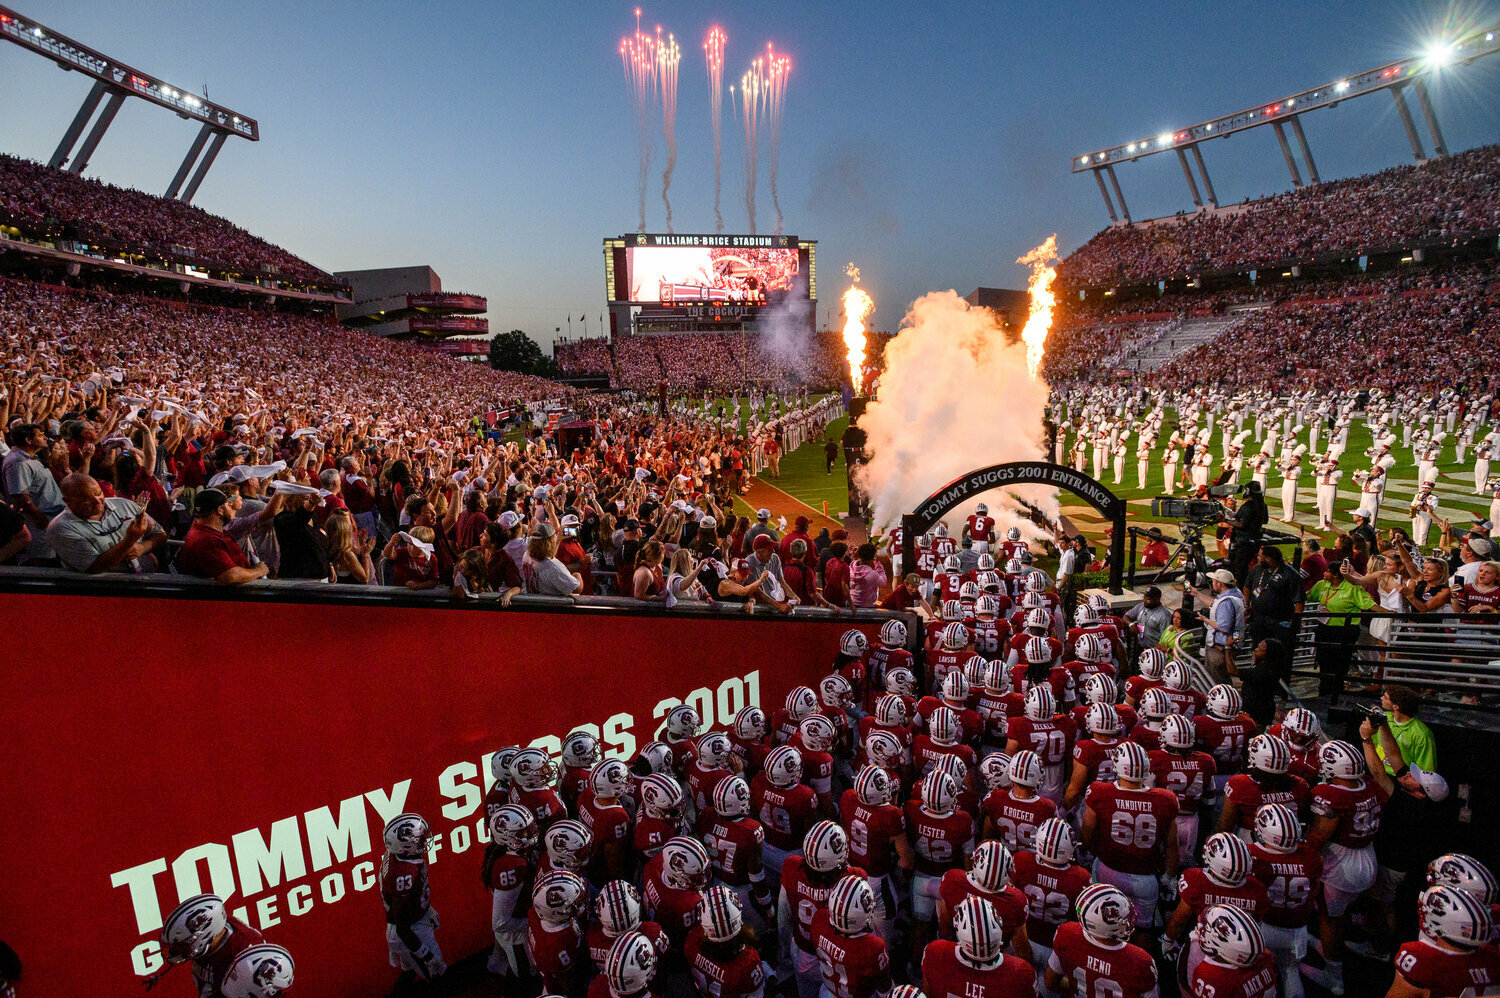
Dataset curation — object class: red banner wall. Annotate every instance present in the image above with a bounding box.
[0,591,879,996]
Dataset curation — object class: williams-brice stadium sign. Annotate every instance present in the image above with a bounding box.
[900,461,1126,593]
[627,232,798,248]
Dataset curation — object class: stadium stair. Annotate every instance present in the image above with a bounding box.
[1123,308,1260,372]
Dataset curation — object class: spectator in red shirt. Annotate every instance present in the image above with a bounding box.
[880,572,932,614]
[823,541,852,608]
[779,516,813,565]
[178,488,269,584]
[1301,539,1328,594]
[454,488,491,550]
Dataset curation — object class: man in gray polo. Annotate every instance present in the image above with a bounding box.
[1197,568,1246,684]
[1,423,65,563]
[46,473,167,574]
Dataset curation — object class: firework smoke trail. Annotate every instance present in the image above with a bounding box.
[739,60,762,234]
[658,29,680,233]
[763,44,792,235]
[704,27,726,233]
[1016,235,1060,378]
[619,10,658,233]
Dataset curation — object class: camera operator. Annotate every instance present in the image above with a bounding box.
[1224,482,1269,586]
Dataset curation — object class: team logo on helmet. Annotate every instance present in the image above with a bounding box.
[942,621,970,650]
[1112,740,1151,783]
[1206,684,1243,720]
[1319,740,1365,781]
[865,729,904,769]
[1076,883,1135,946]
[1161,713,1196,750]
[510,748,556,790]
[639,773,685,821]
[604,930,659,996]
[560,730,601,769]
[886,667,917,696]
[1162,660,1191,692]
[1428,854,1500,905]
[1252,803,1301,854]
[1197,904,1265,968]
[160,894,228,964]
[840,628,870,658]
[490,804,538,853]
[220,944,294,998]
[1202,832,1252,887]
[803,820,850,873]
[798,713,838,753]
[695,731,732,770]
[879,619,908,647]
[819,673,854,710]
[383,813,430,860]
[533,870,588,924]
[785,686,819,721]
[1023,684,1056,721]
[543,819,593,873]
[712,775,752,818]
[665,704,702,740]
[1083,673,1116,706]
[875,694,909,727]
[660,836,711,891]
[827,874,877,935]
[763,745,803,788]
[733,706,767,741]
[854,764,893,806]
[1281,706,1320,743]
[1033,816,1075,866]
[1420,884,1495,949]
[1247,733,1291,775]
[977,752,1012,792]
[1140,687,1174,720]
[1138,648,1167,680]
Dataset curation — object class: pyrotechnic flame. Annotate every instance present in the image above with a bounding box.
[736,44,791,235]
[704,27,726,232]
[619,13,660,233]
[842,263,874,388]
[1016,235,1059,379]
[658,30,680,233]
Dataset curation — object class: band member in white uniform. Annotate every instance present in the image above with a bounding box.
[1250,448,1271,494]
[1161,440,1181,496]
[1410,471,1440,548]
[1279,446,1306,522]
[1315,451,1342,531]
[1475,435,1494,494]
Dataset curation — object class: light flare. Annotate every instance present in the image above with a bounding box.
[704,27,726,232]
[841,263,874,388]
[1016,235,1059,379]
[619,10,659,232]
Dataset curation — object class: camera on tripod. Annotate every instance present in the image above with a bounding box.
[1149,481,1249,524]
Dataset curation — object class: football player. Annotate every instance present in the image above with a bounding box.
[1123,649,1167,708]
[840,765,914,942]
[966,503,997,547]
[634,774,687,866]
[928,621,977,697]
[750,745,819,901]
[936,840,1031,960]
[586,881,669,974]
[975,661,1025,758]
[1163,833,1269,978]
[912,707,978,789]
[510,747,567,829]
[789,714,839,818]
[811,876,894,998]
[779,822,867,998]
[483,804,538,979]
[1070,675,1137,741]
[1148,714,1218,868]
[1045,884,1160,998]
[539,818,593,880]
[1012,817,1092,982]
[662,704,703,775]
[971,596,1013,660]
[1266,706,1322,784]
[1159,661,1207,718]
[1004,686,1077,805]
[1005,608,1062,671]
[1188,905,1276,998]
[729,706,773,780]
[981,749,1058,854]
[700,777,772,927]
[1010,636,1075,708]
[920,896,1035,998]
[1081,741,1180,947]
[588,930,660,998]
[905,771,975,967]
[483,745,520,826]
[914,672,983,747]
[864,620,915,715]
[1216,734,1311,840]
[772,686,821,745]
[1064,702,1126,811]
[560,729,602,814]
[1193,684,1258,803]
[686,887,768,998]
[1126,688,1174,752]
[643,836,711,992]
[581,759,634,886]
[687,731,735,820]
[217,944,294,998]
[526,870,589,997]
[1247,804,1322,998]
[1390,886,1500,998]
[379,813,446,984]
[151,893,262,998]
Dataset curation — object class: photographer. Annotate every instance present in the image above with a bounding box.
[1244,545,1303,692]
[1225,481,1269,586]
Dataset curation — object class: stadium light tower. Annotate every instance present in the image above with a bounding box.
[1072,23,1500,224]
[0,5,258,203]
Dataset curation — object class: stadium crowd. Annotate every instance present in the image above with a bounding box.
[0,154,344,290]
[1060,144,1500,287]
[557,331,865,393]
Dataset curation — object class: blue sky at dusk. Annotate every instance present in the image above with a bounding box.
[2,1,1497,345]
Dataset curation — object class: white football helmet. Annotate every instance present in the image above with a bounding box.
[1007,526,1022,542]
[665,704,702,740]
[712,776,752,818]
[510,748,556,790]
[489,746,520,787]
[1024,574,1046,594]
[941,600,965,622]
[1247,734,1291,775]
[786,686,819,722]
[854,764,894,806]
[1025,608,1051,631]
[953,895,1006,968]
[942,622,970,650]
[944,555,962,574]
[699,884,744,943]
[1009,749,1043,789]
[1251,803,1302,854]
[1021,592,1046,611]
[1202,832,1252,886]
[840,628,870,658]
[160,894,229,964]
[977,558,997,576]
[803,820,850,873]
[1161,713,1197,751]
[1162,660,1191,692]
[1033,816,1076,866]
[798,714,838,754]
[968,840,1014,893]
[1023,685,1056,721]
[929,707,960,747]
[490,804,538,853]
[976,503,990,516]
[696,731,732,770]
[959,582,981,603]
[596,880,642,936]
[543,819,593,873]
[1205,684,1243,720]
[1196,904,1265,969]
[977,753,1012,792]
[921,770,959,814]
[1005,558,1024,574]
[983,659,1012,694]
[1419,885,1494,950]
[561,730,601,770]
[1139,688,1174,721]
[865,730,904,770]
[964,656,989,691]
[532,869,588,924]
[1076,633,1108,663]
[1427,854,1500,905]
[1138,648,1168,680]
[1024,636,1053,667]
[1319,740,1365,781]
[1074,604,1098,626]
[875,694,909,727]
[639,773,685,821]
[1087,594,1111,613]
[604,930,659,996]
[1113,740,1151,784]
[635,741,675,777]
[886,667,917,697]
[934,522,949,538]
[1083,702,1119,737]
[828,874,877,935]
[1076,883,1135,946]
[219,944,294,998]
[383,813,430,860]
[659,836,712,891]
[820,673,854,710]
[763,745,803,788]
[1083,673,1116,707]
[879,619,908,647]
[1280,706,1320,744]
[733,706,767,742]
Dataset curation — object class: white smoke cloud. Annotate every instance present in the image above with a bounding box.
[755,295,814,376]
[855,290,1057,538]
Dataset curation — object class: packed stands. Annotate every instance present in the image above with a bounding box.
[0,154,345,292]
[1060,144,1500,287]
[555,328,870,392]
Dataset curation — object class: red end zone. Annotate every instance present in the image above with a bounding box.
[0,589,885,996]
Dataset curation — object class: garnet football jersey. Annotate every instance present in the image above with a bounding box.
[380,854,431,923]
[1071,702,1138,735]
[1085,781,1179,875]
[903,801,975,877]
[750,772,818,852]
[972,618,1012,658]
[686,760,732,815]
[1049,920,1159,998]
[1249,843,1323,929]
[1223,772,1311,831]
[1072,738,1123,786]
[1011,850,1092,947]
[810,909,892,998]
[1006,715,1077,771]
[1009,664,1074,705]
[642,851,703,946]
[701,814,765,886]
[781,855,870,952]
[982,788,1058,854]
[1149,749,1218,815]
[1192,713,1259,775]
[525,912,586,997]
[1189,951,1278,998]
[839,791,908,878]
[938,870,1028,942]
[921,939,1035,998]
[976,690,1026,745]
[685,925,767,998]
[1394,937,1500,997]
[1309,779,1386,849]
[1177,866,1270,921]
[191,918,264,998]
[585,919,669,972]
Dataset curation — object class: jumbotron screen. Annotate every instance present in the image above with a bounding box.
[606,234,813,305]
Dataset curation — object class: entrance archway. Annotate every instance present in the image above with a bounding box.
[899,461,1127,594]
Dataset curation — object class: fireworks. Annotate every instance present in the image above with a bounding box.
[736,44,792,235]
[619,9,658,233]
[841,263,874,388]
[1016,235,1060,379]
[704,27,726,233]
[658,29,680,233]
